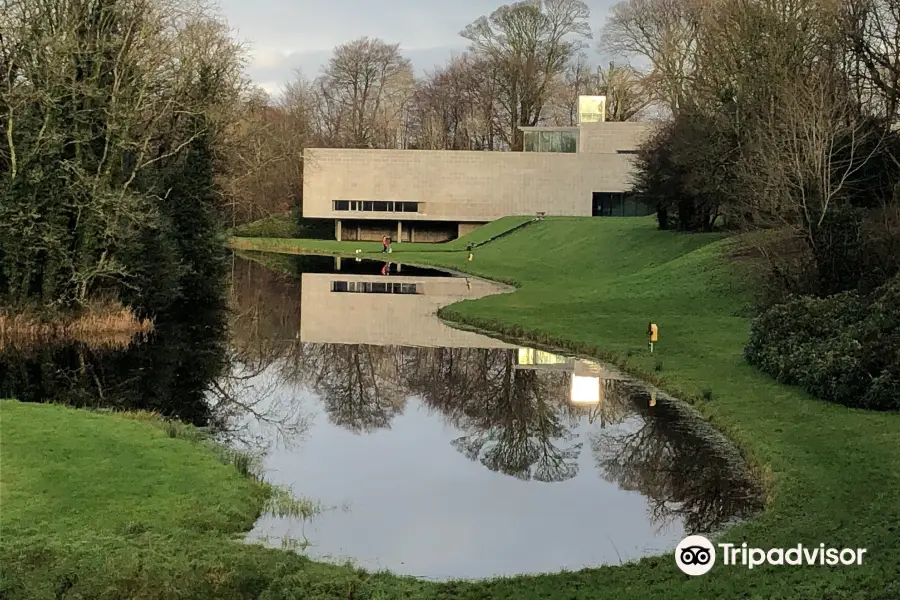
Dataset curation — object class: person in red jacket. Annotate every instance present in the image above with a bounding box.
[382,236,389,253]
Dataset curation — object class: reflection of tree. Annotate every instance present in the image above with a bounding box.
[403,348,583,483]
[590,391,764,533]
[301,344,408,434]
[0,307,227,426]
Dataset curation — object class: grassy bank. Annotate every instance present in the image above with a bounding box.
[3,216,898,599]
[228,215,536,255]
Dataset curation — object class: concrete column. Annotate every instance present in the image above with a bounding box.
[396,263,402,273]
[335,219,342,241]
[397,221,402,243]
[334,257,341,271]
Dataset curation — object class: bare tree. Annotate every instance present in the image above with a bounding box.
[409,53,502,149]
[314,37,415,149]
[547,56,651,124]
[844,0,900,123]
[599,0,706,115]
[461,0,593,150]
[739,66,885,255]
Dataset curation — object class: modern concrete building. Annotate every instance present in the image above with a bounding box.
[302,118,656,242]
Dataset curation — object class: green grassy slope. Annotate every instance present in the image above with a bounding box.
[228,215,535,255]
[3,217,898,599]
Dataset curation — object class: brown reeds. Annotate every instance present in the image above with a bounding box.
[0,301,154,352]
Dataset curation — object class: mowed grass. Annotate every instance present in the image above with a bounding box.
[2,216,899,599]
[228,215,535,255]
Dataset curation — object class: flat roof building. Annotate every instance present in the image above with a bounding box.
[302,113,655,243]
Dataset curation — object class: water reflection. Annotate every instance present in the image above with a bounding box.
[0,253,763,581]
[228,253,764,578]
[0,308,226,425]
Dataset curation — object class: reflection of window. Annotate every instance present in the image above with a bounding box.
[330,281,419,294]
[522,129,578,153]
[332,201,420,212]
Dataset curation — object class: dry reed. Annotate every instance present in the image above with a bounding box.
[0,302,154,352]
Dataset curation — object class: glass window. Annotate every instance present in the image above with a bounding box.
[524,131,537,152]
[538,131,552,152]
[333,200,349,211]
[561,131,577,153]
[373,201,390,211]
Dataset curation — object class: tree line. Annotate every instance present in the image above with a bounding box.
[1,0,655,312]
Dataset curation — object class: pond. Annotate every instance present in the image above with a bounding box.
[0,252,764,581]
[227,253,763,579]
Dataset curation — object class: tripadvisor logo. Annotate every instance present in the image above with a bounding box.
[675,535,868,576]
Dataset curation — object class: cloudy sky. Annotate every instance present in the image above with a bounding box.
[218,0,620,96]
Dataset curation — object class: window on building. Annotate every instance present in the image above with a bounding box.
[592,192,655,217]
[560,131,577,153]
[333,200,420,213]
[522,129,578,153]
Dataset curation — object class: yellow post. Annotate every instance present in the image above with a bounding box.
[648,322,658,353]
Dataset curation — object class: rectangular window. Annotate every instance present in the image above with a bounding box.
[523,130,577,153]
[560,131,577,153]
[333,200,420,213]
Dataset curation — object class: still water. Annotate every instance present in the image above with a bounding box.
[226,253,762,579]
[0,252,763,581]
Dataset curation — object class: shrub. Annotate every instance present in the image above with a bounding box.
[745,275,900,410]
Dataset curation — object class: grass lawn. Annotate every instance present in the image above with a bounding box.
[3,216,899,599]
[228,215,536,255]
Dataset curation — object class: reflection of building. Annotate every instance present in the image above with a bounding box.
[515,347,627,407]
[303,112,656,243]
[299,273,516,348]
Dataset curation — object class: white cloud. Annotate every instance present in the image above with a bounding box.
[249,47,294,70]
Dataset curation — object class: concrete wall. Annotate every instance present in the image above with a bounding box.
[303,149,641,222]
[578,122,655,154]
[458,223,482,237]
[299,273,516,348]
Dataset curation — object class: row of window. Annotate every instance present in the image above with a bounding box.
[333,200,419,212]
[592,192,655,217]
[331,281,419,294]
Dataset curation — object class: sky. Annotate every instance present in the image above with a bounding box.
[218,0,621,96]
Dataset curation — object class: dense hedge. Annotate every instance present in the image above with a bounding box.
[744,275,900,410]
